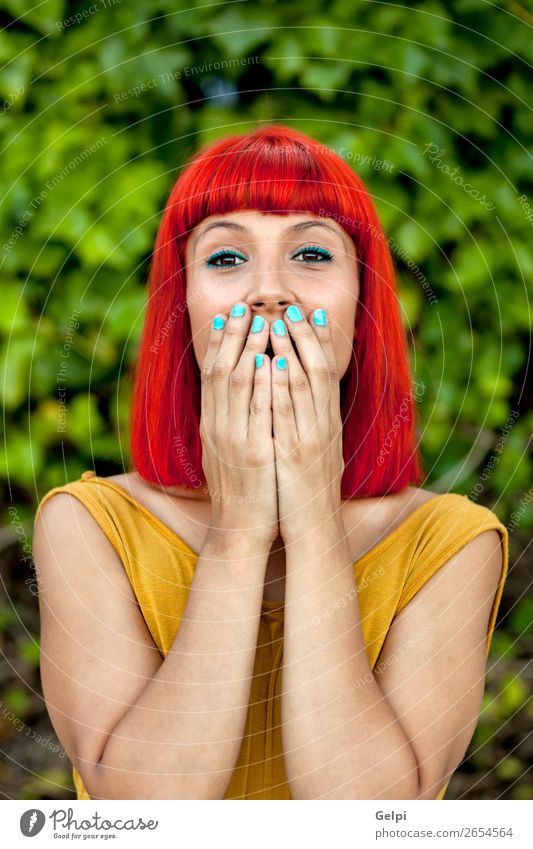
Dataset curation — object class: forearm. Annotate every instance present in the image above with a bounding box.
[282,521,419,800]
[90,530,269,800]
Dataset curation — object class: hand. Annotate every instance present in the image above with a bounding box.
[199,303,279,547]
[268,306,345,543]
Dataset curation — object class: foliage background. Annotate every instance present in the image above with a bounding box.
[0,0,531,799]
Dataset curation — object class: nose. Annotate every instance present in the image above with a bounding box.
[247,268,303,322]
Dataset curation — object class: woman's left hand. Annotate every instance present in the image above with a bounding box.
[269,306,345,544]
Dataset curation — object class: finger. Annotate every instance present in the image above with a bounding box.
[212,302,251,423]
[283,306,338,426]
[270,318,315,441]
[271,355,298,448]
[200,312,227,433]
[229,314,270,439]
[308,308,342,433]
[248,352,272,445]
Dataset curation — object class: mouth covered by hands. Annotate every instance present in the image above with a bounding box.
[205,303,345,544]
[265,304,345,543]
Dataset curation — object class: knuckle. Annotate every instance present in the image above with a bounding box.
[213,421,227,443]
[301,430,316,449]
[329,361,339,379]
[213,360,230,380]
[291,373,308,392]
[228,431,243,453]
[246,443,268,464]
[229,369,247,391]
[250,397,266,416]
[201,365,213,384]
[277,400,293,418]
[315,361,330,379]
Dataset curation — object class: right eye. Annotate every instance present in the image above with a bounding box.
[205,249,247,270]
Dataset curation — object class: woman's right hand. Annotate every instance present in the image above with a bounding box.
[199,303,278,547]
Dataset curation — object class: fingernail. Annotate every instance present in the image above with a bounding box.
[313,309,327,326]
[286,305,303,322]
[276,357,286,370]
[231,303,246,317]
[212,316,225,329]
[273,319,287,335]
[251,315,265,333]
[255,354,264,368]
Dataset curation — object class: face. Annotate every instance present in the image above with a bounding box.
[184,210,359,380]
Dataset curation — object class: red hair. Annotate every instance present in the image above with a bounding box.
[129,125,424,497]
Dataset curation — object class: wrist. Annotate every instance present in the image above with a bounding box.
[281,515,347,551]
[204,527,273,560]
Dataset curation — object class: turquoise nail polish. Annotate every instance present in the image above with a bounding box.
[276,357,286,370]
[231,303,246,317]
[273,319,287,335]
[313,309,327,326]
[251,315,265,333]
[212,316,225,329]
[286,305,303,322]
[255,354,264,368]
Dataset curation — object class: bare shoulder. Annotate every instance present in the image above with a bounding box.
[34,492,122,583]
[35,489,94,537]
[399,484,441,508]
[102,470,145,495]
[96,471,212,553]
[104,470,207,501]
[344,485,441,554]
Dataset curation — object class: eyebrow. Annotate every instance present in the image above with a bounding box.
[193,219,347,250]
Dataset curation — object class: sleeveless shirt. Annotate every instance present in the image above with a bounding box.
[35,471,509,800]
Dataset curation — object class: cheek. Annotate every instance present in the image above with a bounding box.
[329,310,357,377]
[326,304,355,344]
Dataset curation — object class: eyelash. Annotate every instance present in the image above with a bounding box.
[204,245,334,270]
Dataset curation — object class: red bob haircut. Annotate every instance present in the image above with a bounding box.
[129,124,424,497]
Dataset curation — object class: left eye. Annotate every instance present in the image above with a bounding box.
[293,246,333,264]
[205,249,246,269]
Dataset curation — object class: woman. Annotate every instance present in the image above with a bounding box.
[33,125,508,800]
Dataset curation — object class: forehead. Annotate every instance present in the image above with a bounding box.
[189,210,350,251]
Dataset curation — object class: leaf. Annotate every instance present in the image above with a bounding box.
[17,636,41,668]
[210,8,274,56]
[3,685,32,717]
[0,338,34,410]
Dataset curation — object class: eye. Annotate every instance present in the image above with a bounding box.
[293,245,333,264]
[205,248,247,270]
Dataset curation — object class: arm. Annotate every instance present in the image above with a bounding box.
[282,522,504,800]
[35,494,270,800]
[282,519,419,800]
[267,307,416,797]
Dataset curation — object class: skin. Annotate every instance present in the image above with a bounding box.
[185,210,359,382]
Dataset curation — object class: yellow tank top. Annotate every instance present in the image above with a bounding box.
[36,471,509,800]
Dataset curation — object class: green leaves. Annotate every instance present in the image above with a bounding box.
[0,0,529,805]
[0,0,528,531]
